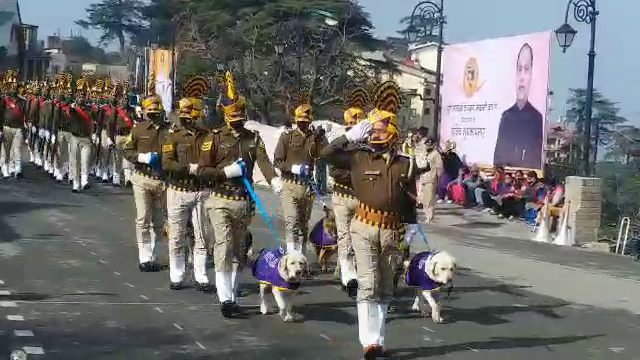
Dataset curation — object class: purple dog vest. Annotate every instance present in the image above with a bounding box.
[405,251,443,292]
[252,248,300,291]
[309,219,338,249]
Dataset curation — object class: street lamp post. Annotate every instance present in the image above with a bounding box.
[405,0,445,139]
[555,0,598,176]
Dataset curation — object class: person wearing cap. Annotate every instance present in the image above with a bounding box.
[52,75,74,183]
[415,137,443,222]
[107,84,134,187]
[68,76,96,193]
[322,81,417,359]
[273,95,328,254]
[197,72,282,317]
[1,76,28,179]
[38,83,55,177]
[25,81,40,166]
[330,87,368,298]
[123,91,170,272]
[162,79,215,293]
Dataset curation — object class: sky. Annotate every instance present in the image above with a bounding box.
[18,0,639,125]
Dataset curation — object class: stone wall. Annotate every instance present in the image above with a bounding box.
[565,176,602,245]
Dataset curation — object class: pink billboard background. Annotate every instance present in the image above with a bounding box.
[439,31,551,170]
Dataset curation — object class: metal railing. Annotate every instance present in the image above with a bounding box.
[615,216,631,255]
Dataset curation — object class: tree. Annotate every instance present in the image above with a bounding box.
[134,0,174,47]
[76,0,145,55]
[174,0,387,124]
[605,125,640,165]
[396,15,441,45]
[563,88,628,169]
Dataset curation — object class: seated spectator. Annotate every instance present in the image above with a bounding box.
[491,173,525,219]
[447,166,469,205]
[438,141,463,203]
[522,171,546,226]
[463,165,485,207]
[513,170,525,187]
[475,165,505,209]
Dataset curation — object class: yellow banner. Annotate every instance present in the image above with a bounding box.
[149,49,173,82]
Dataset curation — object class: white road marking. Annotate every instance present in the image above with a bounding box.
[154,307,164,313]
[113,271,121,276]
[0,301,18,307]
[609,347,625,353]
[195,341,206,350]
[13,330,34,337]
[173,323,184,331]
[119,217,125,221]
[0,290,12,296]
[7,315,24,321]
[140,295,148,300]
[82,242,87,247]
[319,334,330,341]
[422,326,435,333]
[23,346,45,355]
[63,228,70,233]
[90,251,98,256]
[125,283,135,288]
[0,280,5,285]
[464,346,480,353]
[99,259,107,264]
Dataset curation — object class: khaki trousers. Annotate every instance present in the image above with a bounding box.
[166,187,211,284]
[98,129,113,180]
[421,181,438,222]
[280,181,313,253]
[55,131,73,178]
[132,172,166,264]
[350,219,401,303]
[1,126,23,175]
[332,193,358,286]
[205,195,251,272]
[70,135,92,188]
[114,135,128,184]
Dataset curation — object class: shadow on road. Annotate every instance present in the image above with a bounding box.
[0,292,119,301]
[0,200,79,243]
[389,334,603,359]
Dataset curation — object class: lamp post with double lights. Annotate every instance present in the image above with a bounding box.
[405,0,445,139]
[555,0,598,176]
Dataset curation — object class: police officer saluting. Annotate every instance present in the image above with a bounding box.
[273,94,328,254]
[162,76,214,292]
[331,87,369,298]
[196,72,282,317]
[322,81,418,359]
[123,79,170,273]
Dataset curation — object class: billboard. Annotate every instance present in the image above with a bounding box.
[148,48,176,115]
[440,31,551,171]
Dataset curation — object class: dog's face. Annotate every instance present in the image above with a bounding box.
[278,252,308,283]
[427,251,457,285]
[323,207,338,238]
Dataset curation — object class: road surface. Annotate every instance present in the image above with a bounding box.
[1,165,639,359]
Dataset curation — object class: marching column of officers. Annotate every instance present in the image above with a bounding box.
[1,68,420,359]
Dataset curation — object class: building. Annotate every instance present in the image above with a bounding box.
[546,122,573,164]
[359,50,437,132]
[0,0,23,71]
[21,23,49,80]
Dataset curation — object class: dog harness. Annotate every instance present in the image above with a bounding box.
[252,248,300,291]
[309,219,338,249]
[405,251,444,292]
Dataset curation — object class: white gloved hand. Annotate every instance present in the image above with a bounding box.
[291,163,311,177]
[91,133,99,144]
[106,137,114,147]
[50,134,56,145]
[44,130,50,141]
[271,177,283,195]
[188,163,199,175]
[344,120,373,142]
[137,152,152,164]
[223,162,243,178]
[38,128,44,138]
[31,126,37,134]
[70,103,76,109]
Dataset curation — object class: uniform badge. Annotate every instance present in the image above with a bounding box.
[201,140,212,152]
[162,144,173,153]
[364,170,381,176]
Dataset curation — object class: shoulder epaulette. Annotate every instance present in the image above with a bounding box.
[211,128,221,134]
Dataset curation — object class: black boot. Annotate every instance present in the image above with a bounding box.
[169,282,185,290]
[195,282,215,293]
[346,279,358,299]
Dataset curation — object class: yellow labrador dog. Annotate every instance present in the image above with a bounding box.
[404,250,456,324]
[247,247,308,322]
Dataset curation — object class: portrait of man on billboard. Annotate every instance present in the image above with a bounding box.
[493,43,543,169]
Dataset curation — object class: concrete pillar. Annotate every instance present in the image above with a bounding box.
[564,176,602,245]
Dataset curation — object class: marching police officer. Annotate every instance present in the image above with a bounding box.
[123,90,170,272]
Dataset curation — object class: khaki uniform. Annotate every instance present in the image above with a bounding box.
[38,99,54,174]
[123,120,170,265]
[69,102,94,191]
[26,96,39,163]
[108,106,133,185]
[197,126,276,303]
[1,95,27,177]
[95,104,113,182]
[53,102,73,181]
[328,142,359,287]
[415,144,443,222]
[162,126,211,285]
[273,128,327,253]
